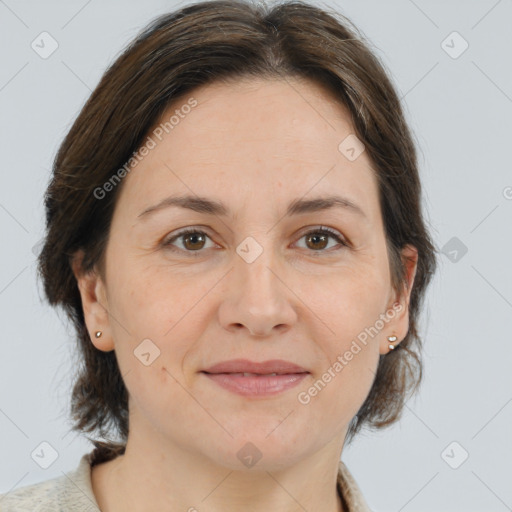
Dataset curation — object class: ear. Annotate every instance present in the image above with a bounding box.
[71,249,114,352]
[379,244,418,354]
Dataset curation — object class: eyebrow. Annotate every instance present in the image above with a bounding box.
[137,194,367,221]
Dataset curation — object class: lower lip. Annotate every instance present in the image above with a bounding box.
[201,372,309,397]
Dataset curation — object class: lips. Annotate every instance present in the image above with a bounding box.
[200,359,310,397]
[201,358,309,376]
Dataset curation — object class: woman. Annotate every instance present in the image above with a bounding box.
[1,0,437,510]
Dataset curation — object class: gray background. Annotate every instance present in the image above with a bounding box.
[1,1,511,510]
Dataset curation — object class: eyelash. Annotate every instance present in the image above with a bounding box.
[162,226,348,257]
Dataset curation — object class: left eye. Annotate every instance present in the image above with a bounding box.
[295,227,348,252]
[163,226,347,255]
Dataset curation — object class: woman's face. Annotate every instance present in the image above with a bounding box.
[76,77,417,470]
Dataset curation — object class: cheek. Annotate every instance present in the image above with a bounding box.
[122,362,206,444]
[107,256,185,332]
[310,268,385,393]
[316,265,389,336]
[304,294,382,424]
[317,350,378,428]
[107,266,207,386]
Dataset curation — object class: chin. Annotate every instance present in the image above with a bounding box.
[209,445,306,473]
[203,424,311,471]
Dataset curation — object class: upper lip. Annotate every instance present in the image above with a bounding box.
[202,359,309,375]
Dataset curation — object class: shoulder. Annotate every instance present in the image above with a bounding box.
[337,460,373,512]
[0,452,100,512]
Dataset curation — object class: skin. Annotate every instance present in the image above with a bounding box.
[73,76,417,512]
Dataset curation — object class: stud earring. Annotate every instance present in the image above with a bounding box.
[95,331,103,338]
[387,335,397,350]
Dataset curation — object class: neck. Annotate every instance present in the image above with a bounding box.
[92,428,347,512]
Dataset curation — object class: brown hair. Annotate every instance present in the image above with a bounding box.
[37,0,438,465]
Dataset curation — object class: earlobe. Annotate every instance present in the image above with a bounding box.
[387,334,398,350]
[71,250,114,352]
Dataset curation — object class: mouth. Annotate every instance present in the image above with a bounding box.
[200,362,310,397]
[201,358,309,375]
[199,359,310,397]
[201,371,308,377]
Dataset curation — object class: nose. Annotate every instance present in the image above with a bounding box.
[218,247,298,338]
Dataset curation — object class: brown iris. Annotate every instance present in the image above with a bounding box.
[305,232,329,250]
[182,232,207,250]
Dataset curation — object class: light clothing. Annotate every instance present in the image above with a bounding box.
[0,451,372,511]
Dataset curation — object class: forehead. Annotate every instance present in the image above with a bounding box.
[115,77,380,223]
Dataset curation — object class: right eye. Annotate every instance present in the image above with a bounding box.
[162,228,217,255]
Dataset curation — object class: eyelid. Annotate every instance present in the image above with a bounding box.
[162,225,349,254]
[162,226,219,253]
[296,225,347,243]
[293,225,349,252]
